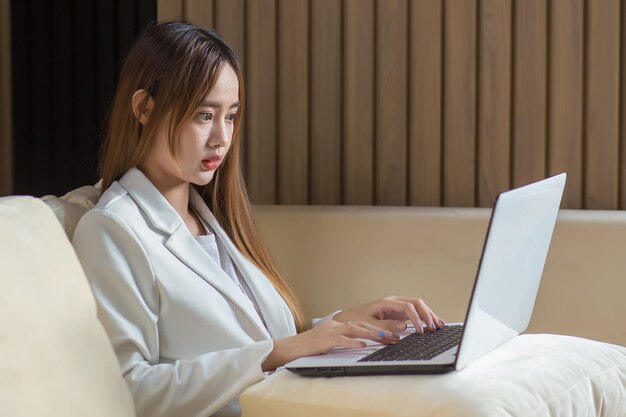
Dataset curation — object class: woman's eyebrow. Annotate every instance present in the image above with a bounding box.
[200,100,241,109]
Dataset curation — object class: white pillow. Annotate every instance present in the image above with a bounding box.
[41,181,102,239]
[241,334,626,417]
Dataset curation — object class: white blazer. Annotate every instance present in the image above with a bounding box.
[72,167,297,417]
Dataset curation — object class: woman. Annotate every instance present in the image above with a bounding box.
[72,21,444,417]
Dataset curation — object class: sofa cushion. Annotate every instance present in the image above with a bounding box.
[0,196,135,417]
[240,334,626,417]
[41,182,102,240]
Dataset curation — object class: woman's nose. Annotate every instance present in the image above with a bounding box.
[208,121,229,148]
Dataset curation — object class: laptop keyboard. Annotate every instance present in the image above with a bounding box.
[358,324,464,362]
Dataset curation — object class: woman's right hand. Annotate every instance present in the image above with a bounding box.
[262,320,400,371]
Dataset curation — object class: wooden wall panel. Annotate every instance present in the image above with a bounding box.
[585,0,620,209]
[215,0,246,174]
[549,0,584,208]
[443,0,476,207]
[343,0,374,205]
[277,0,308,204]
[158,0,183,21]
[478,0,511,207]
[621,2,626,210]
[513,0,547,188]
[376,0,408,206]
[246,0,277,204]
[311,0,341,204]
[409,0,441,207]
[165,0,626,210]
[185,0,214,28]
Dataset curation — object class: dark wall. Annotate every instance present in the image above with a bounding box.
[11,0,156,197]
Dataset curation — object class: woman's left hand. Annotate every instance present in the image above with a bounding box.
[333,296,445,334]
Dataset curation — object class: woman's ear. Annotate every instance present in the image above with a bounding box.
[131,89,154,125]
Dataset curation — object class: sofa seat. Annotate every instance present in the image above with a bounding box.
[241,334,626,417]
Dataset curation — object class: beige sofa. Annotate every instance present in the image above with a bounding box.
[1,193,624,417]
[254,205,626,347]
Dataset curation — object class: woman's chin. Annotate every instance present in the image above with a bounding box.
[191,172,215,186]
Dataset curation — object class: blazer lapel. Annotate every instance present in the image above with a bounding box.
[189,189,297,339]
[119,168,271,339]
[164,227,271,338]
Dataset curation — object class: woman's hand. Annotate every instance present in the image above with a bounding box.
[333,296,445,334]
[262,320,399,371]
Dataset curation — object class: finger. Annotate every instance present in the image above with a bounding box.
[395,298,436,331]
[431,313,445,329]
[350,321,401,343]
[412,300,438,331]
[341,322,400,344]
[392,297,442,331]
[373,319,408,332]
[376,299,425,334]
[396,301,425,334]
[329,335,367,350]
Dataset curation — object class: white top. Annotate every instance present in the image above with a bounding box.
[194,219,267,328]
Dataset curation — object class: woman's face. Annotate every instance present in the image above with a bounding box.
[144,64,240,189]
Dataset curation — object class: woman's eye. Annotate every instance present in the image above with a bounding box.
[227,113,238,122]
[198,112,212,122]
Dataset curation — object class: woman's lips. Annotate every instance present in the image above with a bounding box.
[202,156,221,171]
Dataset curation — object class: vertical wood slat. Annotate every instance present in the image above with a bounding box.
[311,0,341,204]
[585,0,620,209]
[478,0,511,207]
[409,0,442,207]
[512,0,547,188]
[215,0,245,66]
[158,0,183,21]
[376,0,408,206]
[444,0,477,207]
[246,0,278,204]
[622,1,626,210]
[278,0,309,204]
[549,0,584,209]
[0,0,11,195]
[185,0,214,29]
[343,0,374,205]
[214,0,247,175]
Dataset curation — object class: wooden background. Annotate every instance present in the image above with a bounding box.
[154,1,624,208]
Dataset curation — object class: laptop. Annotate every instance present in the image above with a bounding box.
[286,173,566,376]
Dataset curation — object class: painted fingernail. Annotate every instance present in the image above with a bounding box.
[377,330,386,337]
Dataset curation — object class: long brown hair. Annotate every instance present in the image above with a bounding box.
[99,21,307,332]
